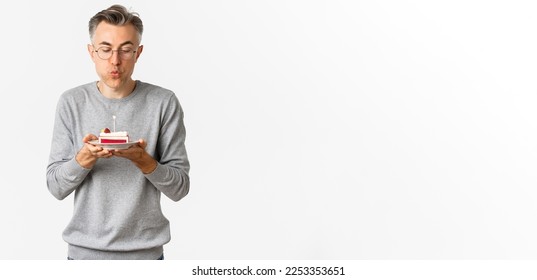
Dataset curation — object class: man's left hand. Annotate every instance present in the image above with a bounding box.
[112,139,158,174]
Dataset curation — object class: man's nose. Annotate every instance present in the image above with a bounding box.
[109,51,121,65]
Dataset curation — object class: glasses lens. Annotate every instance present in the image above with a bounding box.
[119,50,134,60]
[97,49,112,60]
[95,48,134,60]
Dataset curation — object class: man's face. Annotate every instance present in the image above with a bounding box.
[88,22,143,91]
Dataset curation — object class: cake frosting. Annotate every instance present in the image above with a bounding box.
[99,130,129,144]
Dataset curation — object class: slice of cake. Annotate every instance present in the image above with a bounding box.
[99,128,129,144]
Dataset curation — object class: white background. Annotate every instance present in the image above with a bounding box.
[1,0,537,259]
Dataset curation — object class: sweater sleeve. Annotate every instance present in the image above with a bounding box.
[46,95,91,200]
[144,93,190,202]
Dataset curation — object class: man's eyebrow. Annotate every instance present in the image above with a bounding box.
[119,41,135,48]
[97,41,135,47]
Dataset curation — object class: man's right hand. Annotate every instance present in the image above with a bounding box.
[75,134,112,169]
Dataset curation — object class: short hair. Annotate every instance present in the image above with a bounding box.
[88,4,144,43]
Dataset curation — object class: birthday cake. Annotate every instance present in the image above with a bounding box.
[99,128,129,144]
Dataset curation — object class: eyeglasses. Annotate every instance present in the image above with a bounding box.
[93,46,137,60]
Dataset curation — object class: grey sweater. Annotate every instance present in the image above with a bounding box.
[46,81,190,260]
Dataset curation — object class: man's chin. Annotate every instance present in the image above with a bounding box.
[102,78,125,90]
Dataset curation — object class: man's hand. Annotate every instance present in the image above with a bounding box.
[76,134,113,169]
[112,139,158,174]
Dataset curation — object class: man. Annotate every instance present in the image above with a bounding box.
[46,5,190,260]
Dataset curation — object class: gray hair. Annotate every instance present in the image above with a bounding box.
[89,5,143,43]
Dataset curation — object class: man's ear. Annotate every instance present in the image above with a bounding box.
[87,44,96,61]
[135,45,144,61]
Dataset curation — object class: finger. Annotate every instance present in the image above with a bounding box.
[95,149,112,158]
[83,134,98,143]
[86,144,103,153]
[95,151,111,158]
[85,145,105,158]
[100,150,113,158]
[112,148,132,156]
[138,139,147,149]
[111,150,123,158]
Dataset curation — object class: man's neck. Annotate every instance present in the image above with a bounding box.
[97,80,136,99]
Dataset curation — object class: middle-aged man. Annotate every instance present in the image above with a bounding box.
[46,4,190,260]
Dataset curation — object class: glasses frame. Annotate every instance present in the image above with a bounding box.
[93,45,138,60]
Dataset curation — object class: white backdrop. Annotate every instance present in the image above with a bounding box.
[1,0,537,259]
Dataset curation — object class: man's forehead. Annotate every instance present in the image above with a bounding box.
[92,22,140,45]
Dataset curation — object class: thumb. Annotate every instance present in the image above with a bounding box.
[83,134,98,143]
[137,139,147,149]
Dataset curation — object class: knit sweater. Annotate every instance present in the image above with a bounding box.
[46,80,190,260]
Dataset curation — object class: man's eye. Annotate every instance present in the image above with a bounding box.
[99,48,112,53]
[119,49,132,53]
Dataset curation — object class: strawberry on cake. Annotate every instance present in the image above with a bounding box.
[99,128,129,144]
